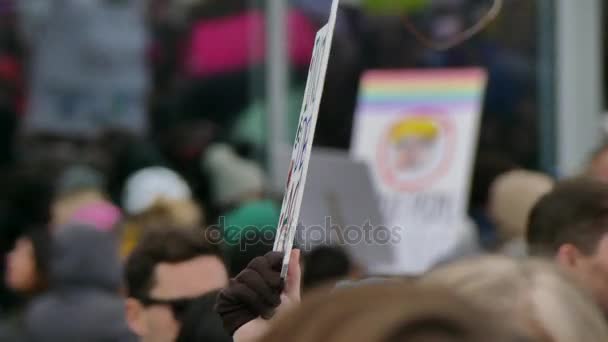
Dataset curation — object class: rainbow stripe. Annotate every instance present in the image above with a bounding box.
[357,68,487,113]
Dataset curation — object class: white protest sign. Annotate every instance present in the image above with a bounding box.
[273,0,340,277]
[351,69,487,274]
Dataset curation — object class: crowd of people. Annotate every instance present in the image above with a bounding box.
[217,173,608,342]
[0,0,607,341]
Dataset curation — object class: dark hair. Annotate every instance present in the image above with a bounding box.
[175,290,232,342]
[0,167,53,254]
[226,229,275,277]
[303,246,353,291]
[527,178,608,256]
[24,228,51,293]
[125,228,224,299]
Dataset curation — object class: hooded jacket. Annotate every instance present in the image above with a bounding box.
[25,225,135,342]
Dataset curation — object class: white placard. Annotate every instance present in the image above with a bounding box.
[273,0,340,277]
[351,69,487,274]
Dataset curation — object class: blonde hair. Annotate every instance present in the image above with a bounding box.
[52,189,107,228]
[389,117,439,144]
[422,256,608,342]
[262,283,520,342]
[120,198,203,257]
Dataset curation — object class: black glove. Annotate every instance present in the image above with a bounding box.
[215,251,284,335]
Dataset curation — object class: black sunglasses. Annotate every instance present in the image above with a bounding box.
[139,295,204,322]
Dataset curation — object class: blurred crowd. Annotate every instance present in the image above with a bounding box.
[0,0,607,342]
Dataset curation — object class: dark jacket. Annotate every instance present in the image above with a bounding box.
[25,225,135,342]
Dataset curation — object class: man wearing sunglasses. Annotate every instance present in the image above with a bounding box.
[125,227,228,342]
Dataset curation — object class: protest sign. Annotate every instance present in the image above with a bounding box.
[273,0,340,277]
[351,69,487,274]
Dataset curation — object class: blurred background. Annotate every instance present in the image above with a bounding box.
[0,0,605,335]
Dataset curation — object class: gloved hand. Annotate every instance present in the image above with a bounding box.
[215,251,285,335]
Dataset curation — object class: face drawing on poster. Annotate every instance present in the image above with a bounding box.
[388,116,440,174]
[376,110,455,192]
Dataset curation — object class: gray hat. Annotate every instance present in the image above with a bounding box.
[202,144,265,206]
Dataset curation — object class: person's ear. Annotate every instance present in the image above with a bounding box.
[556,244,586,270]
[125,298,147,337]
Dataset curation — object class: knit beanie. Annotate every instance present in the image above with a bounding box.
[122,167,192,215]
[202,144,265,206]
[222,200,279,275]
[223,200,279,246]
[489,170,553,241]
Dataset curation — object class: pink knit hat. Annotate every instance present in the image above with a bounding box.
[70,201,122,232]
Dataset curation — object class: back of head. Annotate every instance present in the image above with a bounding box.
[527,178,608,256]
[423,256,608,342]
[125,227,224,299]
[220,199,278,276]
[56,164,106,197]
[120,192,203,257]
[26,228,133,342]
[122,166,193,216]
[176,290,231,342]
[50,225,122,292]
[225,228,275,277]
[202,143,264,207]
[262,283,521,342]
[302,245,355,291]
[122,198,202,235]
[490,170,553,242]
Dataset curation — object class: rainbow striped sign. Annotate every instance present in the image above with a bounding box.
[357,69,486,110]
[351,68,487,275]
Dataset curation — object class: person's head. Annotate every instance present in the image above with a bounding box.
[52,189,107,228]
[5,228,50,294]
[423,256,608,342]
[122,167,194,218]
[125,227,228,342]
[225,228,275,277]
[527,178,608,312]
[122,167,201,228]
[24,227,133,342]
[302,245,359,292]
[221,199,279,276]
[175,290,231,342]
[49,225,123,292]
[588,142,608,183]
[202,143,265,208]
[120,198,204,257]
[120,167,203,256]
[261,282,522,342]
[125,198,202,231]
[51,164,109,228]
[489,169,553,243]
